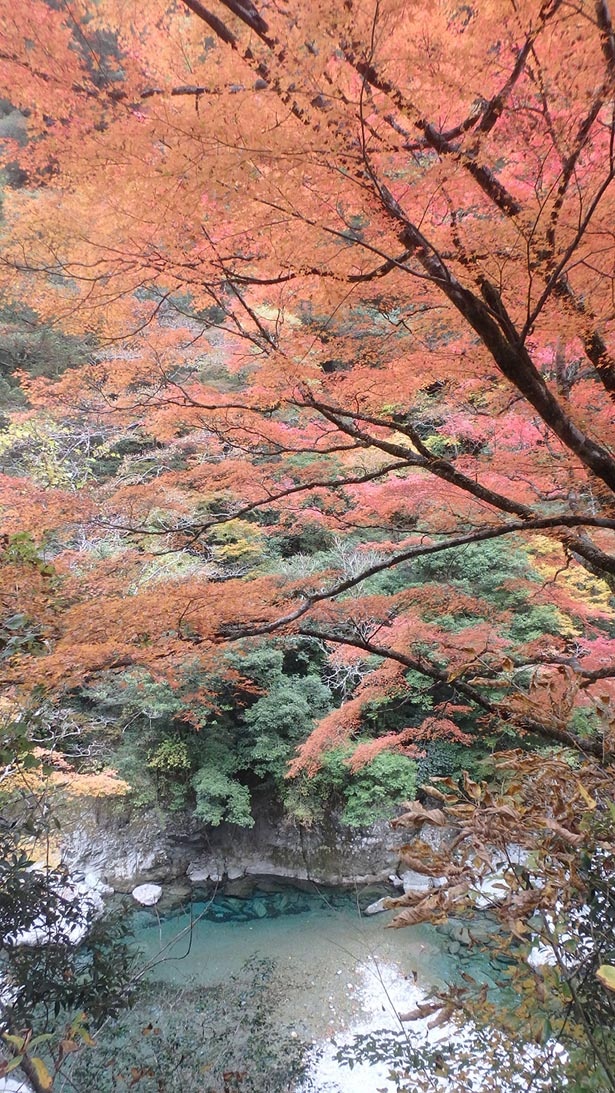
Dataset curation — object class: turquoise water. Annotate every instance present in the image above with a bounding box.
[131,880,493,1040]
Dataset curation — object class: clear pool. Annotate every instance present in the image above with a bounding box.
[131,879,492,1040]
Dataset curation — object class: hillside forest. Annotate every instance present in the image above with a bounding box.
[0,0,614,1090]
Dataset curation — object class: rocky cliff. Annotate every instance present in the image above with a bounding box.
[55,787,401,891]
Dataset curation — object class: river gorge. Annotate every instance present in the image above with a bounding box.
[36,786,540,1093]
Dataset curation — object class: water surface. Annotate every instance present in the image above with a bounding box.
[132,880,487,1040]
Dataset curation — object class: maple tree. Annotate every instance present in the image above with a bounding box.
[0,0,613,774]
[0,5,614,1086]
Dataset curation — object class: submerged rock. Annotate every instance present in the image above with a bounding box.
[224,876,256,898]
[449,924,472,947]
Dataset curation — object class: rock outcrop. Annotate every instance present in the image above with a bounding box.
[55,789,401,890]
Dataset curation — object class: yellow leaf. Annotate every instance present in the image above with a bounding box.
[577,782,596,810]
[30,1056,53,1092]
[2,1034,25,1051]
[596,965,615,992]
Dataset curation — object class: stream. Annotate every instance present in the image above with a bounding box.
[132,877,504,1091]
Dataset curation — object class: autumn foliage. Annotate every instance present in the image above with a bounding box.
[0,0,614,778]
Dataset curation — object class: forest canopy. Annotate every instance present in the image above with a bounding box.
[0,0,613,802]
[0,2,615,1089]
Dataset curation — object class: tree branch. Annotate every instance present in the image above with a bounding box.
[296,626,608,759]
[225,514,615,638]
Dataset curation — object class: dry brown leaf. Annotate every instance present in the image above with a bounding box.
[398,849,457,876]
[382,891,426,909]
[544,818,583,846]
[442,880,471,905]
[507,918,530,938]
[391,802,448,828]
[427,1005,456,1030]
[387,893,444,929]
[418,784,454,803]
[398,1000,442,1022]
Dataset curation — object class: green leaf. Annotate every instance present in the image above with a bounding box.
[28,1034,53,1049]
[21,753,40,770]
[4,1056,24,1073]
